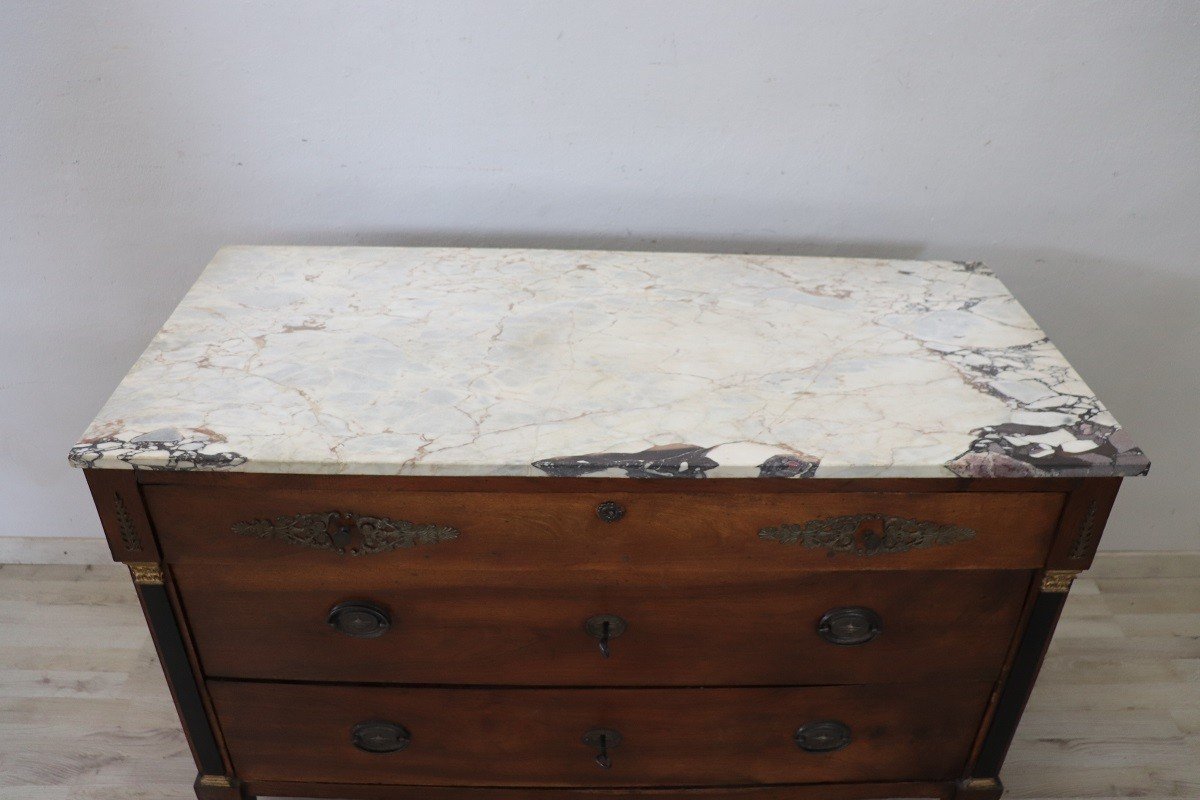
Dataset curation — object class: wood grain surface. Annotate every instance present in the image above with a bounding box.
[241,781,951,800]
[175,565,1030,686]
[144,487,1063,570]
[207,681,989,786]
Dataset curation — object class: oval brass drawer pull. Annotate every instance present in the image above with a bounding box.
[351,720,410,753]
[328,602,391,638]
[817,606,882,646]
[794,720,851,752]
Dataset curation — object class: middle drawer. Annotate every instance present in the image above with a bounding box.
[175,565,1030,685]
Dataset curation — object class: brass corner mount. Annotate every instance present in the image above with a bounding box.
[1041,569,1080,593]
[127,562,164,585]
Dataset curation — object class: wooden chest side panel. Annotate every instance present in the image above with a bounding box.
[145,487,1064,570]
[84,469,161,562]
[209,682,990,787]
[1046,477,1121,568]
[177,566,1030,686]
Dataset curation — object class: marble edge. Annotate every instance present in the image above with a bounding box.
[68,451,1151,479]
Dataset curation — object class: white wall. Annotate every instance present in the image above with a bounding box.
[2,2,1197,550]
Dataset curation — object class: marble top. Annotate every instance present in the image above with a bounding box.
[70,246,1148,479]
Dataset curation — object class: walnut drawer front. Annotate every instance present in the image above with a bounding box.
[208,681,990,787]
[177,566,1029,686]
[145,487,1063,569]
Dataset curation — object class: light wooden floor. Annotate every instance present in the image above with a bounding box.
[0,555,1196,800]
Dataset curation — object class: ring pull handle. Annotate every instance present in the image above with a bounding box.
[817,606,882,646]
[585,614,627,658]
[327,601,391,638]
[794,720,851,752]
[352,721,410,753]
[582,728,621,769]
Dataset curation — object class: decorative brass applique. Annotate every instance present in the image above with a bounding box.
[1069,499,1099,560]
[113,492,142,552]
[128,562,164,585]
[232,511,459,556]
[197,774,233,789]
[1041,570,1079,593]
[759,514,975,556]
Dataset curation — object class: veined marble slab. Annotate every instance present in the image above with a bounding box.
[69,246,1148,479]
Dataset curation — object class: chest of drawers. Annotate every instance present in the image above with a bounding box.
[72,247,1148,800]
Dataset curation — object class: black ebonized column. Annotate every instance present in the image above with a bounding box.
[959,571,1076,799]
[129,565,248,798]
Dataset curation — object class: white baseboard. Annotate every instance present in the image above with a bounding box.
[0,536,112,564]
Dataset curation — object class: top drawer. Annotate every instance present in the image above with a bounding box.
[144,486,1063,570]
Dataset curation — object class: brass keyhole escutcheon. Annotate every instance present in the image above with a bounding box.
[585,614,627,658]
[582,728,622,768]
[595,501,626,523]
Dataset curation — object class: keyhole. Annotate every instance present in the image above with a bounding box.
[329,518,354,553]
[594,733,611,768]
[585,615,626,658]
[583,728,621,769]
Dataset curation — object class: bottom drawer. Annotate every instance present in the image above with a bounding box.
[242,782,952,800]
[210,682,990,787]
